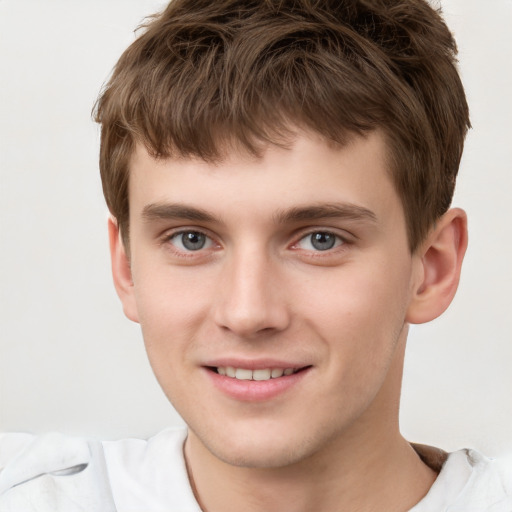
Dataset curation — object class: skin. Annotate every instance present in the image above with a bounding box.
[110,129,467,511]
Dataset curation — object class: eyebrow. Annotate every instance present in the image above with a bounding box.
[273,203,377,224]
[141,202,377,226]
[142,203,217,223]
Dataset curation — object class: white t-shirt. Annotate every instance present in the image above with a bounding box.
[1,428,511,511]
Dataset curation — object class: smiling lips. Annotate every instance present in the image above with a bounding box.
[216,367,298,381]
[205,362,311,401]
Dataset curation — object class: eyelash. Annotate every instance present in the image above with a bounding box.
[291,230,347,253]
[161,228,350,258]
[161,229,219,259]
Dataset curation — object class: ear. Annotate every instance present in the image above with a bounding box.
[406,208,468,324]
[108,217,139,323]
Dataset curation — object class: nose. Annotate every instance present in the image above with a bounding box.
[212,248,290,338]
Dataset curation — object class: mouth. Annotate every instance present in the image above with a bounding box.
[204,363,312,401]
[207,366,309,381]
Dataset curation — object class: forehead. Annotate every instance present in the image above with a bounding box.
[127,130,402,228]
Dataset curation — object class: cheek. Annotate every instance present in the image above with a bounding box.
[132,267,213,361]
[299,257,412,365]
[133,276,208,405]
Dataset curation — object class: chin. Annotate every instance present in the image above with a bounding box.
[193,424,328,469]
[211,443,308,469]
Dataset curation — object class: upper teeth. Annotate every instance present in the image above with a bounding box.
[217,367,296,381]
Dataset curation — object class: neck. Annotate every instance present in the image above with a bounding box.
[184,331,437,512]
[185,428,436,512]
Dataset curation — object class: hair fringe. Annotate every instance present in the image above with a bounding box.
[94,0,470,250]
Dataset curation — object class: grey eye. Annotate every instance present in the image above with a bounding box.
[309,232,337,251]
[180,231,207,251]
[168,230,215,253]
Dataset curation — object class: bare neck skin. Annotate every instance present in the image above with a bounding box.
[183,329,437,512]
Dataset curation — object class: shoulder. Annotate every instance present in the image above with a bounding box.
[0,431,115,511]
[412,448,512,511]
[463,450,512,506]
[0,428,199,512]
[103,427,200,511]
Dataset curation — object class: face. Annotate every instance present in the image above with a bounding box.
[119,130,423,468]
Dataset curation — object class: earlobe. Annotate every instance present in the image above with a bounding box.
[406,208,468,324]
[108,217,140,323]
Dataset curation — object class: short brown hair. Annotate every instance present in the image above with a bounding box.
[94,0,470,250]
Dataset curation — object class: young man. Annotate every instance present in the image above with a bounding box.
[0,0,510,510]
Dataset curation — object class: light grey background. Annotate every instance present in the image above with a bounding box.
[1,1,511,456]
